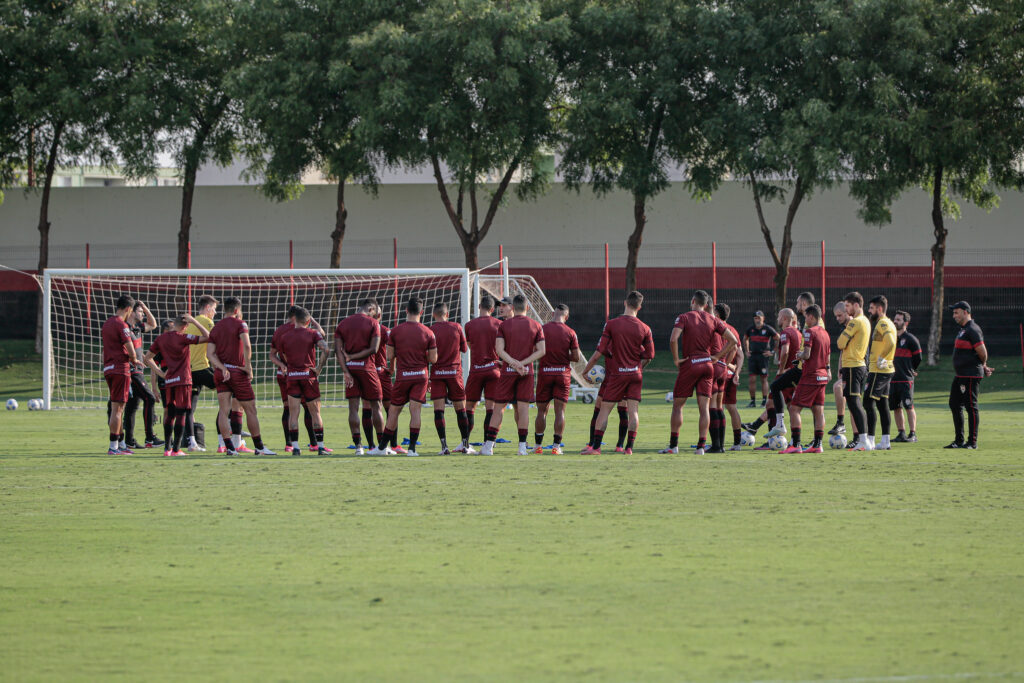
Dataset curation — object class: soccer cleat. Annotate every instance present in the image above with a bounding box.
[224,448,239,456]
[517,443,529,456]
[439,448,452,456]
[172,450,186,457]
[145,437,165,448]
[119,447,135,455]
[963,443,977,450]
[237,446,255,454]
[852,440,873,451]
[753,443,773,451]
[765,425,787,438]
[845,438,858,450]
[657,446,679,454]
[614,446,625,454]
[694,447,705,456]
[106,447,121,455]
[828,422,846,436]
[943,441,964,449]
[392,446,407,455]
[706,446,725,454]
[125,440,141,450]
[746,400,756,408]
[906,434,918,443]
[480,442,494,456]
[580,445,600,455]
[802,445,823,453]
[760,398,766,406]
[354,445,365,455]
[462,445,478,455]
[532,445,544,455]
[256,447,277,455]
[453,443,468,453]
[406,450,419,457]
[383,446,397,455]
[163,450,173,457]
[624,447,633,455]
[317,446,330,456]
[308,444,318,453]
[551,445,563,455]
[892,433,908,443]
[780,445,803,454]
[729,444,744,451]
[216,446,227,454]
[741,422,759,433]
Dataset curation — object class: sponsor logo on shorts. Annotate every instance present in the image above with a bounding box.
[691,357,711,364]
[816,375,828,382]
[401,370,426,378]
[433,368,458,376]
[225,363,243,369]
[288,370,311,378]
[346,360,365,367]
[542,366,568,373]
[166,376,182,384]
[618,366,639,373]
[103,364,114,372]
[473,361,496,370]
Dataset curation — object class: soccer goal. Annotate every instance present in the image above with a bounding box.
[42,268,472,409]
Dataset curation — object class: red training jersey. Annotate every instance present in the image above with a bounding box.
[496,315,545,375]
[465,315,502,373]
[149,331,202,386]
[799,325,831,385]
[271,322,294,377]
[374,324,390,372]
[208,316,249,368]
[279,325,325,377]
[673,310,726,361]
[430,320,467,378]
[539,321,580,375]
[334,313,380,362]
[779,326,803,370]
[598,315,655,376]
[388,321,436,380]
[102,315,134,376]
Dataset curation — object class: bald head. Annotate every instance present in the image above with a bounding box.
[778,308,796,327]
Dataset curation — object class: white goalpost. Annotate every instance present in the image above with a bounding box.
[42,268,472,410]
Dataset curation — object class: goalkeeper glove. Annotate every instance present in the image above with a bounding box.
[876,357,888,370]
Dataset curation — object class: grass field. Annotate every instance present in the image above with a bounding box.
[2,339,1023,680]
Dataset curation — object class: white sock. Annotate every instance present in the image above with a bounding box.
[880,435,890,448]
[317,440,325,448]
[232,434,241,448]
[217,434,225,447]
[189,436,198,447]
[119,440,127,449]
[110,440,119,451]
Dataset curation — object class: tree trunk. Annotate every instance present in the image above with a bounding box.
[330,181,346,268]
[927,166,947,366]
[625,192,646,293]
[460,236,481,271]
[177,158,198,269]
[35,122,65,353]
[27,126,35,187]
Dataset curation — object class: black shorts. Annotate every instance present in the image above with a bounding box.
[748,354,771,376]
[866,372,892,400]
[841,366,867,398]
[191,367,217,391]
[888,381,914,410]
[770,367,802,392]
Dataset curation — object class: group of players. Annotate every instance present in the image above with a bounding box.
[99,283,991,456]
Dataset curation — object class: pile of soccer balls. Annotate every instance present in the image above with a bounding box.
[6,398,44,411]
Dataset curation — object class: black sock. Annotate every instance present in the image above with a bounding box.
[409,428,420,450]
[229,411,243,440]
[535,432,544,445]
[878,398,891,436]
[616,407,628,448]
[434,409,447,448]
[288,429,299,448]
[281,408,290,446]
[626,430,636,449]
[733,428,741,445]
[553,432,562,445]
[351,430,362,446]
[456,410,469,442]
[172,421,184,452]
[467,410,476,438]
[362,409,375,448]
[252,435,264,450]
[791,427,801,446]
[669,432,679,448]
[836,414,845,425]
[592,429,604,449]
[485,426,498,442]
[589,407,599,443]
[303,405,316,445]
[813,429,824,447]
[518,429,528,444]
[484,410,494,438]
[163,407,175,448]
[314,428,324,446]
[865,397,877,437]
[751,416,765,430]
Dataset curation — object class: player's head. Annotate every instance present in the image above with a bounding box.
[778,308,796,327]
[294,306,312,326]
[796,291,815,314]
[624,290,643,312]
[833,301,848,325]
[130,301,146,324]
[359,297,378,315]
[115,294,135,317]
[753,310,764,327]
[197,295,218,317]
[479,295,495,314]
[498,297,513,317]
[714,302,730,321]
[844,291,864,316]
[432,302,449,321]
[551,303,569,322]
[223,296,242,318]
[950,300,971,325]
[690,290,710,311]
[512,294,528,314]
[406,296,424,317]
[372,304,382,320]
[804,304,822,326]
[893,309,910,331]
[172,314,190,331]
[868,295,887,321]
[160,319,174,333]
[287,304,302,321]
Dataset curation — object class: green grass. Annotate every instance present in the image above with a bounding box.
[2,340,1024,680]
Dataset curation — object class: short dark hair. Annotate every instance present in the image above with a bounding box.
[894,309,911,323]
[512,294,527,312]
[554,303,569,315]
[625,290,644,309]
[132,301,145,313]
[433,302,449,315]
[223,296,241,314]
[804,304,822,321]
[115,294,135,311]
[360,297,378,312]
[869,295,888,312]
[798,291,816,305]
[197,295,218,310]
[406,296,423,315]
[479,295,495,312]
[692,290,710,307]
[844,291,863,306]
[295,306,311,323]
[173,314,190,327]
[287,305,303,319]
[161,319,174,332]
[714,302,730,320]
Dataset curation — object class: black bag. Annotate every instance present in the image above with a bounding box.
[193,422,206,449]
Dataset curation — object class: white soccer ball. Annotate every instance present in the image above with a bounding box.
[829,434,848,449]
[586,365,605,384]
[740,431,756,447]
[27,399,39,411]
[664,391,674,402]
[5,398,18,411]
[768,434,788,450]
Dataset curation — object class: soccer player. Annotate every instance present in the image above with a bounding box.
[743,308,801,443]
[485,294,546,456]
[101,295,145,454]
[334,298,384,456]
[534,304,580,455]
[382,296,437,456]
[863,295,897,451]
[891,309,921,442]
[279,307,331,455]
[149,319,174,409]
[946,301,993,449]
[429,302,471,455]
[712,303,745,451]
[829,301,849,436]
[464,296,503,447]
[837,291,871,450]
[783,305,831,453]
[743,310,778,408]
[120,300,161,449]
[270,306,316,452]
[207,296,274,456]
[369,304,392,451]
[662,290,736,455]
[144,314,209,456]
[184,295,218,452]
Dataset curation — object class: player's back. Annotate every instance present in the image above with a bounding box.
[674,310,723,359]
[209,316,248,366]
[280,326,322,371]
[799,325,830,382]
[465,315,502,369]
[335,313,379,355]
[541,321,579,368]
[431,320,466,371]
[497,315,544,362]
[780,326,803,370]
[374,324,391,370]
[390,321,436,376]
[602,316,654,373]
[152,331,198,383]
[185,314,214,371]
[722,323,739,362]
[102,316,131,373]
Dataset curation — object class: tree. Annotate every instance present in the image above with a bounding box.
[555,0,724,294]
[843,0,1024,364]
[351,0,566,269]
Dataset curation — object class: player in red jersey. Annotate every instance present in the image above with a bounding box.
[207,297,274,455]
[711,303,746,452]
[382,296,437,455]
[534,304,581,455]
[785,305,831,453]
[429,302,470,455]
[334,298,384,455]
[464,295,503,447]
[663,290,737,455]
[269,306,322,452]
[742,308,802,445]
[369,303,392,451]
[144,313,209,456]
[278,306,330,455]
[581,291,654,455]
[484,294,546,456]
[101,295,145,454]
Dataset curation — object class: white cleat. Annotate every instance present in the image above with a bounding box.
[694,447,705,456]
[255,447,277,455]
[765,425,787,438]
[462,445,478,455]
[406,450,419,457]
[853,440,873,451]
[481,442,494,456]
[383,447,397,455]
[367,446,384,455]
[657,446,679,454]
[188,444,207,452]
[729,444,744,451]
[517,443,528,456]
[878,435,891,450]
[354,445,365,455]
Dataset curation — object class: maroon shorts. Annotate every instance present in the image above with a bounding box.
[345,363,383,400]
[430,373,466,402]
[466,367,501,403]
[494,373,535,404]
[164,383,193,410]
[723,374,738,405]
[792,382,827,408]
[378,370,392,403]
[600,373,643,403]
[391,378,428,406]
[276,374,289,403]
[216,368,256,402]
[105,373,130,403]
[287,377,321,402]
[535,373,571,403]
[674,359,715,398]
[712,362,728,394]
[782,386,795,403]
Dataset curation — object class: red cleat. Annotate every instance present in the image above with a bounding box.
[624,447,633,455]
[580,445,601,455]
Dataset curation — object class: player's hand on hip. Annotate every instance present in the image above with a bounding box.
[221,368,231,382]
[876,358,888,370]
[344,372,354,388]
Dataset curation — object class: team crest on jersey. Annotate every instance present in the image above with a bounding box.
[900,339,906,346]
[960,384,966,393]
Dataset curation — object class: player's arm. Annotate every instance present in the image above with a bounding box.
[347,335,379,362]
[732,344,744,380]
[313,338,330,377]
[143,350,165,379]
[308,317,324,335]
[641,330,655,369]
[582,349,603,377]
[239,330,254,378]
[386,342,396,375]
[332,334,354,384]
[569,342,581,363]
[206,341,230,380]
[669,327,683,368]
[183,315,210,343]
[139,302,158,333]
[975,341,993,376]
[427,346,438,365]
[768,329,780,356]
[269,343,287,375]
[836,321,855,350]
[911,343,922,375]
[713,327,738,362]
[495,337,520,371]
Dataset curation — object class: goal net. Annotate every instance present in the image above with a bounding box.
[43,268,470,409]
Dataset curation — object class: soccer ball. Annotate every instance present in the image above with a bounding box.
[768,434,788,450]
[586,365,605,384]
[740,431,756,447]
[829,434,848,449]
[28,399,43,411]
[664,391,674,402]
[5,398,18,411]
